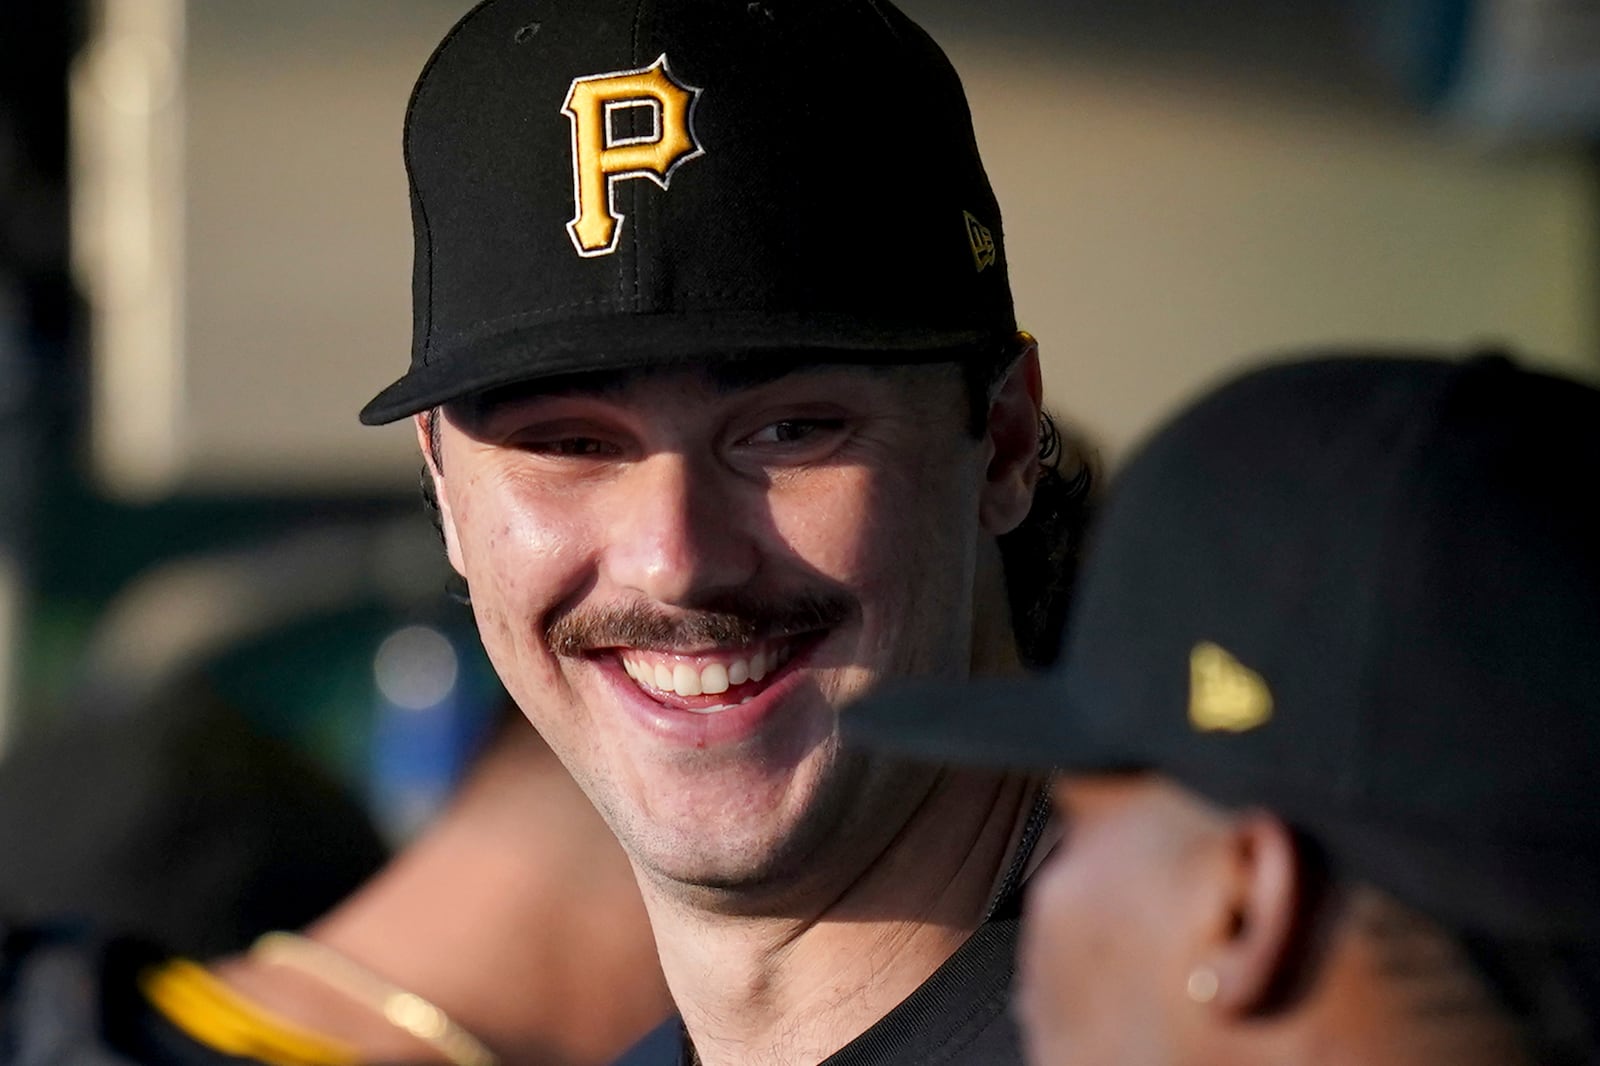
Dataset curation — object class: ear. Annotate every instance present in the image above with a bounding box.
[978,334,1044,536]
[1193,810,1302,1017]
[415,410,468,577]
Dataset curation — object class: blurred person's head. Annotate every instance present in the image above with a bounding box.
[359,0,1091,908]
[0,673,388,958]
[848,353,1600,1066]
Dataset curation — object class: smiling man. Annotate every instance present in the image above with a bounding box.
[357,1,1089,1064]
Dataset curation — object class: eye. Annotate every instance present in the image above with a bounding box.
[516,435,621,458]
[743,419,844,446]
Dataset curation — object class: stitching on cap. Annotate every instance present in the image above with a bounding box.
[404,0,507,364]
[434,293,988,348]
[860,0,903,39]
[443,297,633,338]
[629,0,648,310]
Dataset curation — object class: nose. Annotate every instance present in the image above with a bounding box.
[601,451,761,607]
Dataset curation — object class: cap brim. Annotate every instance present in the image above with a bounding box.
[842,675,1138,774]
[359,312,1001,425]
[848,679,1600,940]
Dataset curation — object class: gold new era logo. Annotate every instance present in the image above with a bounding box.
[1189,642,1273,733]
[964,211,996,272]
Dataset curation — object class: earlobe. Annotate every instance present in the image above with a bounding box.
[415,411,469,577]
[1193,811,1302,1017]
[978,334,1045,536]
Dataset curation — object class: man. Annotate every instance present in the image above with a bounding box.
[352,0,1090,1063]
[846,352,1600,1066]
[4,1,1088,1062]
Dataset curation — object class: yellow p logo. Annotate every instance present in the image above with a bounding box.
[561,55,704,257]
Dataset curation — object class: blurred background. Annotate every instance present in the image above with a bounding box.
[0,0,1596,950]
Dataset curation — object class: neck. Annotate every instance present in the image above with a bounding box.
[638,559,1042,1066]
[213,721,672,1066]
[644,766,1044,1066]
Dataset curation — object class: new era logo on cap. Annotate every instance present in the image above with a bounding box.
[965,210,996,272]
[1189,642,1273,734]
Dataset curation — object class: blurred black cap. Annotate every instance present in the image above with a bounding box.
[847,351,1600,942]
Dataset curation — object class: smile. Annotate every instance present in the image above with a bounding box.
[616,639,803,713]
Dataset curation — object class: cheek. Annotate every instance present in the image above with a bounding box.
[448,468,593,659]
[767,456,983,613]
[1020,825,1176,1064]
[1020,851,1098,1017]
[1018,852,1101,1066]
[765,466,881,577]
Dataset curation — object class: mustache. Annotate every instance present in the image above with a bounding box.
[546,591,856,656]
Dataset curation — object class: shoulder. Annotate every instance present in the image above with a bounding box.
[610,1014,686,1066]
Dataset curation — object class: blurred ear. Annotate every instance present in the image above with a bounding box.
[1194,810,1302,1017]
[978,334,1044,536]
[415,411,467,577]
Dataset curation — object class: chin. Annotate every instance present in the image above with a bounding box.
[618,745,891,901]
[620,822,831,908]
[632,788,840,889]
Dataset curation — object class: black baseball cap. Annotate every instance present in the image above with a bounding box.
[360,0,1016,425]
[845,351,1600,942]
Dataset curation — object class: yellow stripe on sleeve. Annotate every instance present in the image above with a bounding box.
[140,959,361,1066]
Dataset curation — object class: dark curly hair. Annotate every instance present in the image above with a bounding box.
[420,341,1096,668]
[959,336,1097,667]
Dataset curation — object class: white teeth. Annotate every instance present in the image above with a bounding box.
[622,642,794,698]
[701,663,729,695]
[672,663,702,697]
